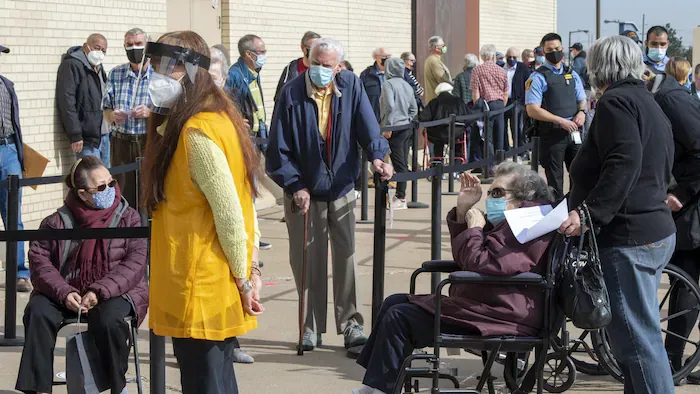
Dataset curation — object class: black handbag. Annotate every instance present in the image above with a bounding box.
[557,203,612,329]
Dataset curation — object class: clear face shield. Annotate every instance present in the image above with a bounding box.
[144,42,211,115]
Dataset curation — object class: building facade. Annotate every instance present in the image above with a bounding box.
[0,0,555,255]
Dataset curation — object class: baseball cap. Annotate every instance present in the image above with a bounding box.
[534,47,544,56]
[0,45,9,54]
[496,52,505,60]
[569,43,583,51]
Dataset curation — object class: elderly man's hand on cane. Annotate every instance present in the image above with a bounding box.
[372,159,394,181]
[293,188,311,215]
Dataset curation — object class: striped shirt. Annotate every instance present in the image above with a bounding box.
[102,63,153,135]
[0,78,14,137]
[407,70,424,96]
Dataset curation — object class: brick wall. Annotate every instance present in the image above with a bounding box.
[479,0,557,57]
[221,0,412,123]
[0,0,167,235]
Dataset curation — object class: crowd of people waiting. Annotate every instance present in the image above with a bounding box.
[0,22,699,394]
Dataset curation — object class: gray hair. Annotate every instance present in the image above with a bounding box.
[371,47,388,58]
[587,35,646,92]
[310,37,345,63]
[479,44,497,61]
[209,46,229,79]
[237,34,262,57]
[463,54,479,70]
[494,161,552,202]
[125,27,149,41]
[400,52,416,62]
[429,36,444,49]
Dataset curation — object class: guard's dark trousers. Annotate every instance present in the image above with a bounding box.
[539,128,580,199]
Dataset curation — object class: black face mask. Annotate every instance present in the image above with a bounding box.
[507,58,517,67]
[126,47,145,65]
[380,58,387,67]
[545,50,564,65]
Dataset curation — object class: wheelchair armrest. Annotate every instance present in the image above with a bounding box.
[421,260,461,272]
[410,261,461,294]
[447,271,551,287]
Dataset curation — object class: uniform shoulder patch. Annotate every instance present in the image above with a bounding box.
[525,79,533,90]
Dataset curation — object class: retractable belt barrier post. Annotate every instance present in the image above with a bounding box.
[512,104,520,150]
[430,161,443,292]
[150,330,166,394]
[446,114,457,195]
[481,109,491,182]
[531,136,541,173]
[371,173,388,326]
[496,149,506,164]
[0,174,22,346]
[357,150,372,224]
[407,121,428,209]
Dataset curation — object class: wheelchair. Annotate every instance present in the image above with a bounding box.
[395,257,565,394]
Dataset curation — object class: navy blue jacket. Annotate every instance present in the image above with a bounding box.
[267,70,389,201]
[359,63,383,123]
[0,75,25,170]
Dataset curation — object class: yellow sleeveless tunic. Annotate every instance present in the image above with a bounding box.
[149,112,257,340]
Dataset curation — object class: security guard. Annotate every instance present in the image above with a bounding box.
[525,32,587,199]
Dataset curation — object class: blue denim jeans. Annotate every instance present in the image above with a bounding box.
[0,142,27,278]
[77,134,110,168]
[600,234,676,394]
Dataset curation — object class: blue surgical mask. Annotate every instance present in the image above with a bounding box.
[647,47,666,62]
[497,60,505,67]
[309,65,334,87]
[92,186,116,210]
[486,197,508,225]
[254,53,267,69]
[536,56,546,64]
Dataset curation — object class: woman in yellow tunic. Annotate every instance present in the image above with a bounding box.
[140,31,263,393]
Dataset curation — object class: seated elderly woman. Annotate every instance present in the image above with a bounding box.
[15,156,148,394]
[353,162,554,394]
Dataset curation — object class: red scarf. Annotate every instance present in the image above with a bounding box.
[64,184,122,294]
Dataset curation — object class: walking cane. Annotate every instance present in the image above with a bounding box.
[297,211,309,356]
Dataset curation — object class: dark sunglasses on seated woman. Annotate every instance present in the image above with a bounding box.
[84,179,117,193]
[487,187,512,199]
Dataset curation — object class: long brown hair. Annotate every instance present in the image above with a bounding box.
[140,31,260,213]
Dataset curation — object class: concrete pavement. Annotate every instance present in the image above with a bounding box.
[0,177,697,393]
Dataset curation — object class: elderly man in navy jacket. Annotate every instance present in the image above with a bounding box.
[0,45,30,292]
[267,37,392,353]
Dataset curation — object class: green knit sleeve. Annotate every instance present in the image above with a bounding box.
[186,129,248,279]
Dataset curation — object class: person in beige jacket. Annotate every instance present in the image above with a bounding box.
[423,36,451,104]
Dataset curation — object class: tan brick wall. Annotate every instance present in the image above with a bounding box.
[479,0,557,57]
[221,0,412,123]
[0,0,167,234]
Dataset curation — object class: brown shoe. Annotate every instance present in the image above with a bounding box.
[16,278,32,293]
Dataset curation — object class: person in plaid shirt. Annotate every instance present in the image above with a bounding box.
[102,28,152,209]
[470,44,509,159]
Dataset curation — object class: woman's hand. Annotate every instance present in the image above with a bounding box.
[65,292,83,313]
[81,291,99,311]
[666,193,683,212]
[457,173,482,221]
[251,272,262,302]
[559,210,582,236]
[466,208,486,228]
[241,289,264,316]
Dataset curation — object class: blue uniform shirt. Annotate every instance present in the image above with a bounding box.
[525,62,586,120]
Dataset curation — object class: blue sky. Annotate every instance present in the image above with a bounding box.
[558,0,696,50]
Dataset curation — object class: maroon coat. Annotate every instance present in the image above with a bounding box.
[28,203,149,326]
[409,202,554,337]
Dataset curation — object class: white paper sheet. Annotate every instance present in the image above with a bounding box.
[504,198,569,244]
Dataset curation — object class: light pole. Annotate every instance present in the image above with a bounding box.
[568,29,590,65]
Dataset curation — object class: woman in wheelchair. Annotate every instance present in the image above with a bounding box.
[16,156,148,394]
[354,162,554,394]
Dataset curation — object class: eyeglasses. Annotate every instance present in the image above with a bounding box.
[248,49,267,56]
[84,179,116,193]
[487,187,512,199]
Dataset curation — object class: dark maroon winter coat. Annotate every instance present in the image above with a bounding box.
[28,201,149,326]
[409,202,554,337]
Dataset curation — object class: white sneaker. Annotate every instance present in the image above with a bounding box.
[392,198,408,210]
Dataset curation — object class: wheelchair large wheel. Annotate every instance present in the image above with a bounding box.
[503,352,530,391]
[550,331,608,376]
[542,353,576,393]
[592,263,700,383]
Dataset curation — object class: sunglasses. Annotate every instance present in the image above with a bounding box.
[84,179,116,193]
[487,187,512,199]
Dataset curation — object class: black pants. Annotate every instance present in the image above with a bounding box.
[665,248,700,368]
[539,128,580,200]
[357,294,471,393]
[111,133,147,210]
[388,128,411,199]
[172,337,238,394]
[504,100,525,151]
[487,100,506,151]
[16,294,132,394]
